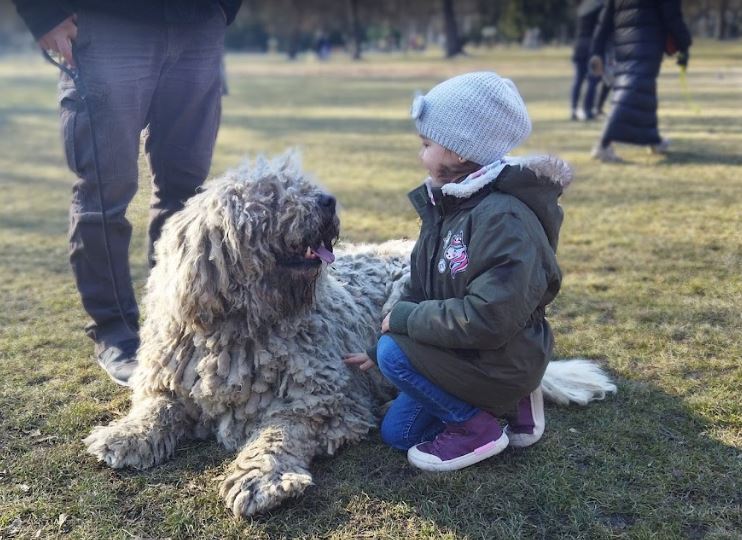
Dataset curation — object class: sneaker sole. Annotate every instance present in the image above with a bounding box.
[506,427,544,448]
[95,357,133,388]
[407,432,509,472]
[506,386,545,448]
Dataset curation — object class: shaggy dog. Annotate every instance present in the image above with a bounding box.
[84,153,616,518]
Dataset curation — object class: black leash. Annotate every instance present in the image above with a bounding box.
[42,49,138,337]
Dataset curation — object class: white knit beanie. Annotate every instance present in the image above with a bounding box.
[411,71,532,166]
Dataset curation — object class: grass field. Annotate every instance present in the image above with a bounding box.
[0,42,740,539]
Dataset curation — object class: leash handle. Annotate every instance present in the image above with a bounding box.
[40,46,138,338]
[41,48,88,99]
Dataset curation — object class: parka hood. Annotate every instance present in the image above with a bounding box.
[437,155,573,251]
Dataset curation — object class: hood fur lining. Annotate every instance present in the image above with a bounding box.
[440,155,573,199]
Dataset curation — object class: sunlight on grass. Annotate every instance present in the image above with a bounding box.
[0,41,740,539]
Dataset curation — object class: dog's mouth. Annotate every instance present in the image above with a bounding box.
[279,218,339,268]
[280,240,334,268]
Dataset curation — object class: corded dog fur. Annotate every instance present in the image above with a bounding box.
[84,153,615,518]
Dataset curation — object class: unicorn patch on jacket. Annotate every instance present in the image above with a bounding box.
[441,232,469,278]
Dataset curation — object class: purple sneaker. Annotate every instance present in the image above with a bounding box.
[504,387,545,448]
[407,411,508,472]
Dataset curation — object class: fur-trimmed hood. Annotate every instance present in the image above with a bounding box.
[421,155,573,250]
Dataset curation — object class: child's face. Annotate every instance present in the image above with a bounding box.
[418,136,462,185]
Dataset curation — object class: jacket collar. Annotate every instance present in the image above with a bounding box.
[407,159,511,218]
[407,155,574,248]
[408,181,491,219]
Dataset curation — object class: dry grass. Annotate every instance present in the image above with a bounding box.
[0,41,740,539]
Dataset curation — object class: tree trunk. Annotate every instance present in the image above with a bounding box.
[347,0,363,60]
[442,0,463,57]
[287,28,300,60]
[286,0,303,60]
[717,0,729,39]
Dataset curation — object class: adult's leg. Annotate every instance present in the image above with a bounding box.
[63,11,163,350]
[144,10,225,267]
[583,74,600,118]
[380,392,444,451]
[376,335,478,424]
[570,58,588,113]
[596,81,611,114]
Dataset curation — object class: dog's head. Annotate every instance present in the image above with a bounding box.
[149,152,339,334]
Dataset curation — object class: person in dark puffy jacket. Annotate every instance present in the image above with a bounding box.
[571,0,604,120]
[589,0,692,162]
[12,0,242,386]
[344,72,572,472]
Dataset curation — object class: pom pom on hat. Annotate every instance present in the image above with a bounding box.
[412,71,532,165]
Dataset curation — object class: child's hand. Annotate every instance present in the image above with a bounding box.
[343,352,375,371]
[381,313,391,333]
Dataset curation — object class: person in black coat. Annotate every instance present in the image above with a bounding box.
[589,0,692,162]
[571,0,604,121]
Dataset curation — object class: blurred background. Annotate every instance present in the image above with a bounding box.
[1,1,740,538]
[2,0,741,58]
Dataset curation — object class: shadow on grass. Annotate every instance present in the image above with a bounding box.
[656,149,742,166]
[222,113,412,137]
[77,378,740,538]
[0,209,68,238]
[253,381,738,538]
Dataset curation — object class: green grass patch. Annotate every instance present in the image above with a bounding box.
[1,42,740,538]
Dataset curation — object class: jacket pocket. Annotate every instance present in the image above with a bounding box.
[59,87,79,175]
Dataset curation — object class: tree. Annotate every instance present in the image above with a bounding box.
[347,0,363,59]
[442,0,463,57]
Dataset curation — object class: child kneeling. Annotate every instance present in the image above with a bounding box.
[345,71,570,472]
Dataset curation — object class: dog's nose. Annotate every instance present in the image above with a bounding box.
[318,193,336,211]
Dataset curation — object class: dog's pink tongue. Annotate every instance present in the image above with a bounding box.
[312,245,335,264]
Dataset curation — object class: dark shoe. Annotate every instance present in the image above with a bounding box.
[407,410,508,471]
[504,387,545,448]
[96,338,139,387]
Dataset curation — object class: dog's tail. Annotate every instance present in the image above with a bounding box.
[540,359,617,406]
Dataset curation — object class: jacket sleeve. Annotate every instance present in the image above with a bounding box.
[590,0,614,57]
[659,0,692,53]
[398,243,425,304]
[12,0,72,40]
[396,212,548,351]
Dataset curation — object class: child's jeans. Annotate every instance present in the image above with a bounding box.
[376,334,479,450]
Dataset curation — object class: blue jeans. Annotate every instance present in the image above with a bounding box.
[377,335,479,450]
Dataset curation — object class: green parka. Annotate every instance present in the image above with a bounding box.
[385,156,572,415]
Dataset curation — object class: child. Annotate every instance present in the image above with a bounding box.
[344,72,570,472]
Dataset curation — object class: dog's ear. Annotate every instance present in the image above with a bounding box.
[148,189,250,331]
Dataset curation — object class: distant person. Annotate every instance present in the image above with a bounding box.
[571,0,604,121]
[315,32,331,60]
[345,72,569,471]
[589,0,692,162]
[12,0,242,386]
[594,38,616,118]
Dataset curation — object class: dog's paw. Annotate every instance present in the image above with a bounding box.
[220,466,313,517]
[83,423,169,470]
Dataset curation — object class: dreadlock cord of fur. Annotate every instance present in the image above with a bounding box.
[83,152,402,517]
